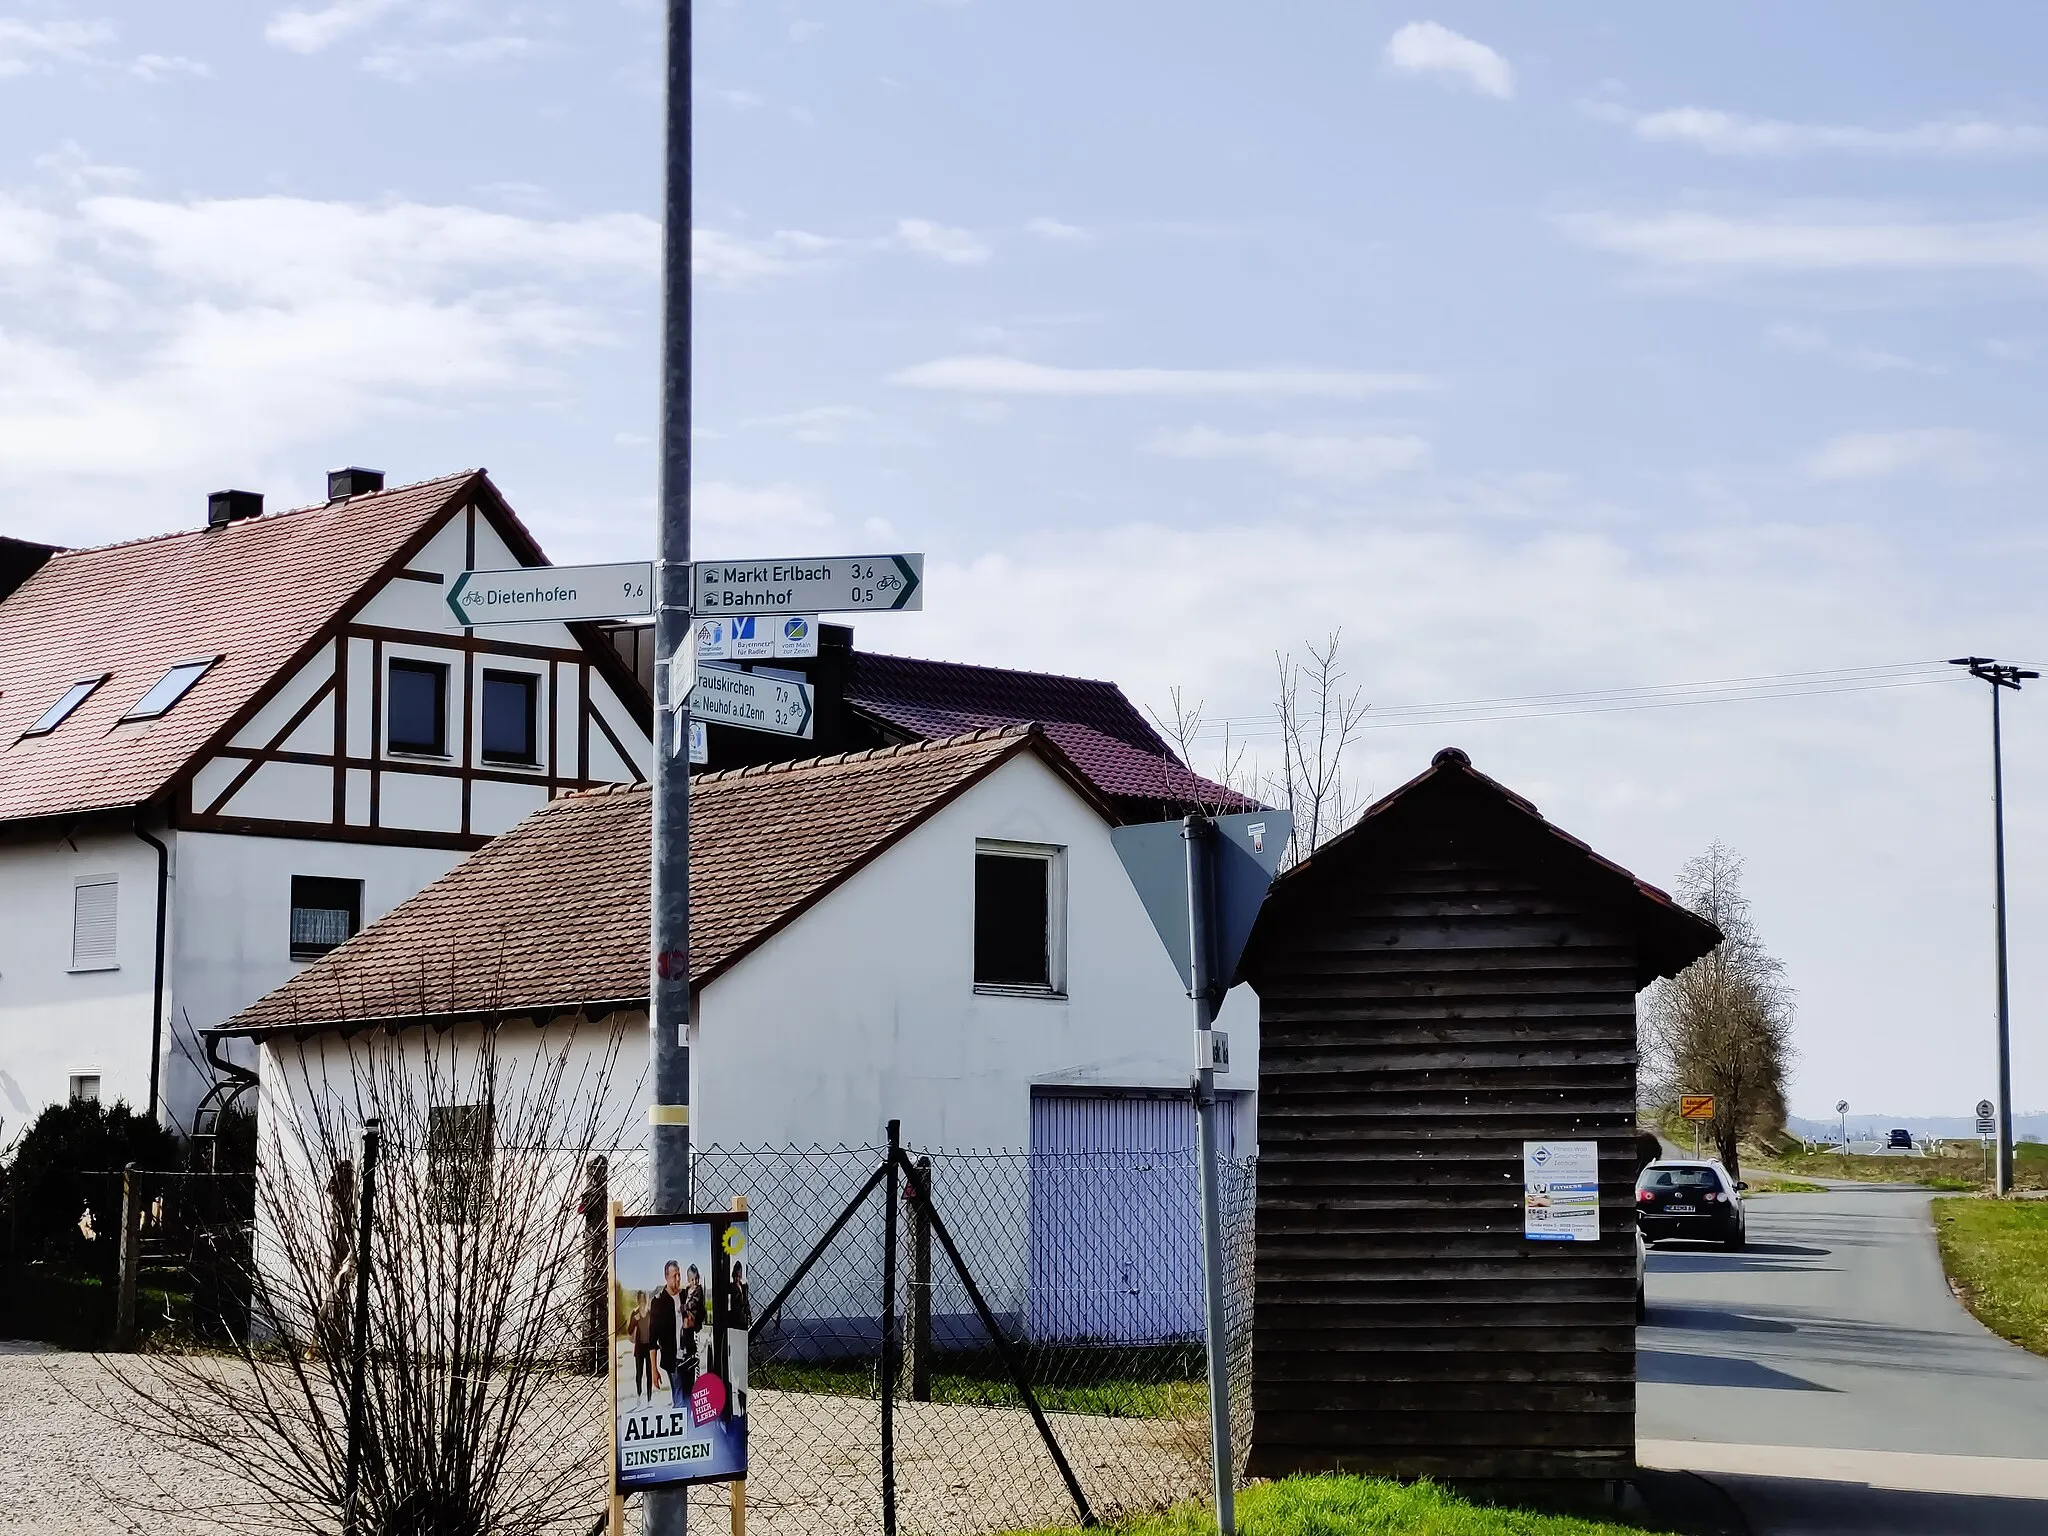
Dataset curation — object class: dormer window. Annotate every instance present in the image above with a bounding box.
[123,657,218,721]
[22,675,107,737]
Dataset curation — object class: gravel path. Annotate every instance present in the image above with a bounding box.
[0,1342,1207,1535]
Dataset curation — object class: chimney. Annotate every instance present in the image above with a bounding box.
[206,490,264,529]
[327,466,386,500]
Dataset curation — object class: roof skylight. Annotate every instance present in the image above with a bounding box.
[124,657,218,722]
[22,675,107,737]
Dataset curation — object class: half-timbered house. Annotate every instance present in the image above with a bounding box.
[0,469,651,1139]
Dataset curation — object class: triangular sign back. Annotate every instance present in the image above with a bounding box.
[1111,810,1293,993]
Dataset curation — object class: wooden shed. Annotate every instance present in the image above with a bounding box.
[1239,747,1720,1485]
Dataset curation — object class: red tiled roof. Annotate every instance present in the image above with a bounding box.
[0,473,481,824]
[221,727,1103,1034]
[848,651,1257,813]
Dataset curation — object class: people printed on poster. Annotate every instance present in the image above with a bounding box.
[612,1217,749,1488]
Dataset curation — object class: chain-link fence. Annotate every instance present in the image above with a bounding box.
[612,1129,1256,1536]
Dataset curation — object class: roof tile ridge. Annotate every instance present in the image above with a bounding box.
[849,649,1123,691]
[47,469,479,559]
[556,780,650,802]
[692,724,1034,785]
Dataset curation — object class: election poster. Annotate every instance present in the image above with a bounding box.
[1522,1140,1600,1242]
[611,1212,750,1490]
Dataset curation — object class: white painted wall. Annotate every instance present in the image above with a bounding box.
[0,826,164,1142]
[691,750,1259,1155]
[167,832,467,1126]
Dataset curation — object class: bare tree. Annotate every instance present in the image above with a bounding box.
[1148,685,1257,817]
[1270,632,1370,863]
[109,1013,642,1536]
[1640,842,1795,1178]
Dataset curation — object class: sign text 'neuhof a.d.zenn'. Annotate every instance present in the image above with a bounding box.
[692,554,922,615]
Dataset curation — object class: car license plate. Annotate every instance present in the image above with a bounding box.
[1666,1204,1696,1213]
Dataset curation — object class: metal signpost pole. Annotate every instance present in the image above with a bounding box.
[648,2,693,1533]
[1182,815,1235,1536]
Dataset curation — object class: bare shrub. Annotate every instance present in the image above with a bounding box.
[114,1019,639,1536]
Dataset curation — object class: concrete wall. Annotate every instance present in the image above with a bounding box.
[0,824,164,1142]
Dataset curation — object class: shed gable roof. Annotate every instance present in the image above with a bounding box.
[1243,746,1721,988]
[0,471,488,825]
[222,725,1103,1034]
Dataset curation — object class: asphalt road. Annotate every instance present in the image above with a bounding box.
[1636,1185,2048,1534]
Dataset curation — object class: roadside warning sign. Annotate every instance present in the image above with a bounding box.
[1679,1095,1715,1122]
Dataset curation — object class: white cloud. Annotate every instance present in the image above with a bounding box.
[1383,21,1512,100]
[893,218,991,265]
[789,19,824,43]
[889,355,1434,399]
[692,226,840,287]
[0,17,114,74]
[692,481,833,549]
[1803,428,2001,483]
[363,34,537,81]
[742,405,877,445]
[1984,337,2036,362]
[0,18,205,81]
[1145,425,1430,483]
[1025,217,1089,243]
[264,0,399,54]
[1560,208,2048,281]
[1593,102,2048,157]
[0,190,657,536]
[1767,324,1941,376]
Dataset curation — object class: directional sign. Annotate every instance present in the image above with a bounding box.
[688,719,708,766]
[1679,1094,1716,1122]
[1113,811,1293,993]
[694,613,820,662]
[692,554,921,615]
[691,664,814,739]
[447,562,653,627]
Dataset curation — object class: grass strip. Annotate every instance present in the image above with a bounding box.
[1932,1197,2048,1357]
[1000,1476,1675,1536]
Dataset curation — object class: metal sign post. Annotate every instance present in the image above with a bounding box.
[1181,816,1234,1536]
[1112,808,1290,1536]
[649,2,693,1533]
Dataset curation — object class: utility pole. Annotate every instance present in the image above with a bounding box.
[647,3,693,1533]
[1949,657,2036,1197]
[1182,815,1235,1536]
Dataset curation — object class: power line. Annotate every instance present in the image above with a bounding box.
[1184,659,1964,741]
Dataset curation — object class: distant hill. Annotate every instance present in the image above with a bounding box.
[1787,1111,2048,1144]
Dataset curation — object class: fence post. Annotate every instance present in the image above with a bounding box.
[341,1117,383,1536]
[907,1155,932,1402]
[731,1194,748,1536]
[116,1163,140,1351]
[880,1119,902,1536]
[583,1155,611,1375]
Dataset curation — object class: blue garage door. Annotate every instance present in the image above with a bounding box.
[1027,1090,1240,1343]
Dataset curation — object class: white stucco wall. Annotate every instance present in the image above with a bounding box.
[0,825,164,1142]
[691,750,1259,1156]
[166,832,467,1127]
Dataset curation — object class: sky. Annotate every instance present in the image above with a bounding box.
[1,2,2044,1118]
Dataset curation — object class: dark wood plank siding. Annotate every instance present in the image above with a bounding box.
[1248,833,1642,1483]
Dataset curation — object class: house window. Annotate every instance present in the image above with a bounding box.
[123,657,217,721]
[427,1103,495,1224]
[69,1075,100,1105]
[974,841,1065,994]
[290,876,363,961]
[480,670,539,765]
[387,659,448,755]
[70,878,118,971]
[24,675,107,737]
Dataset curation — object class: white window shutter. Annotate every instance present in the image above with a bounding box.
[72,880,117,969]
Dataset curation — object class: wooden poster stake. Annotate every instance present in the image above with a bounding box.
[731,1194,748,1536]
[607,1199,625,1536]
